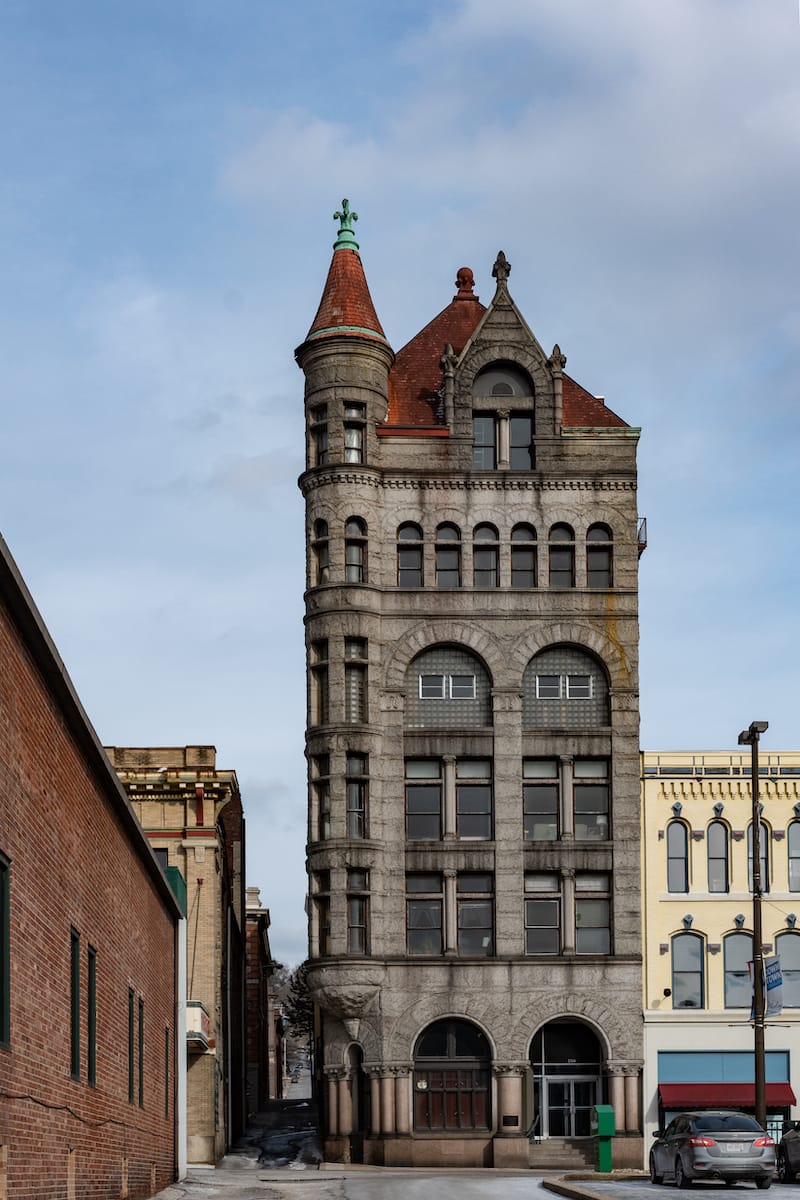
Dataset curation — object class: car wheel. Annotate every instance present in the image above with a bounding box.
[650,1154,664,1185]
[755,1178,771,1190]
[779,1152,797,1184]
[675,1158,692,1189]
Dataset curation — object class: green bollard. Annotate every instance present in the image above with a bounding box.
[591,1105,616,1172]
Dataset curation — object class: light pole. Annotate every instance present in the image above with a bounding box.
[738,720,769,1130]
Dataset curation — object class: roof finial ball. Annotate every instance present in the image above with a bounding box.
[333,199,359,251]
[455,267,475,297]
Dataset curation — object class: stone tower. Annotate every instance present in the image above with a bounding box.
[295,203,645,1169]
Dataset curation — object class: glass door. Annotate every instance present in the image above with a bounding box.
[544,1077,598,1137]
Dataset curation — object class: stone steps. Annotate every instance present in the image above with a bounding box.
[529,1137,595,1170]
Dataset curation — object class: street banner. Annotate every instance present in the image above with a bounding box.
[766,955,783,1016]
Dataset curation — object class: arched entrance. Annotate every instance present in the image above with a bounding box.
[531,1020,603,1138]
[413,1018,491,1131]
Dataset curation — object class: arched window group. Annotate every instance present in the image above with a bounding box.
[394,522,613,590]
[309,515,370,587]
[665,816,786,894]
[671,929,800,1010]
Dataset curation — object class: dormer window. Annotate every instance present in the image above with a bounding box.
[471,364,534,470]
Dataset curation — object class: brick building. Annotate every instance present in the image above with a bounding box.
[296,206,646,1168]
[106,746,246,1165]
[245,886,283,1109]
[0,533,181,1198]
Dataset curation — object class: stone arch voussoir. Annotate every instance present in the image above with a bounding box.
[383,621,502,691]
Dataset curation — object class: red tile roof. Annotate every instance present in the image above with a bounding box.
[305,247,388,345]
[384,281,628,430]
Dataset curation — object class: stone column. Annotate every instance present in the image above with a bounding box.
[496,409,510,469]
[494,1063,526,1133]
[444,868,458,955]
[624,1072,640,1133]
[338,1074,353,1137]
[607,1068,626,1132]
[393,1066,412,1135]
[368,1069,381,1137]
[562,868,576,953]
[380,1073,395,1134]
[325,1069,340,1136]
[443,755,456,838]
[560,756,574,837]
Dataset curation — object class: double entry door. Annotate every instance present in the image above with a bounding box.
[544,1077,598,1137]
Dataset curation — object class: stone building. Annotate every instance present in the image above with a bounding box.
[106,745,246,1165]
[245,886,284,1108]
[641,749,800,1147]
[295,204,646,1168]
[0,534,181,1198]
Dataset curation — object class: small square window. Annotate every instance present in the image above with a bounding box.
[536,675,561,699]
[419,675,446,699]
[566,674,592,699]
[450,675,476,699]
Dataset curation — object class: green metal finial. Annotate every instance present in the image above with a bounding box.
[333,199,359,250]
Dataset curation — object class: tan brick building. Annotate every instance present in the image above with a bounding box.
[106,745,246,1164]
[0,534,181,1198]
[296,207,646,1168]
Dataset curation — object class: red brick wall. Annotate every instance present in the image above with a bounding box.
[0,598,178,1199]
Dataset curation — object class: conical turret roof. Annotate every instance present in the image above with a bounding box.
[303,200,389,347]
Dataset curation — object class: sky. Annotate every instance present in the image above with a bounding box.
[0,0,798,966]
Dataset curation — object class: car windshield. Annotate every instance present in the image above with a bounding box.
[694,1114,763,1133]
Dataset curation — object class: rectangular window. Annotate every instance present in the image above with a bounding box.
[406,873,443,955]
[310,405,328,466]
[536,674,562,699]
[153,847,169,871]
[509,414,533,469]
[419,674,446,699]
[138,997,145,1107]
[524,873,561,954]
[405,760,443,841]
[314,872,331,957]
[456,760,492,840]
[128,988,135,1103]
[457,873,494,956]
[523,759,559,841]
[345,664,367,723]
[70,928,81,1079]
[310,639,329,726]
[312,754,331,841]
[575,874,611,953]
[346,754,368,839]
[346,869,369,954]
[344,405,365,464]
[164,1026,170,1118]
[573,760,610,841]
[419,674,476,700]
[449,675,476,699]
[472,414,496,469]
[566,674,592,699]
[87,946,97,1086]
[0,853,9,1048]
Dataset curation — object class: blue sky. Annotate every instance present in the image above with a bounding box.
[1,1,798,965]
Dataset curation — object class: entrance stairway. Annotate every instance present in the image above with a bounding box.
[528,1137,595,1170]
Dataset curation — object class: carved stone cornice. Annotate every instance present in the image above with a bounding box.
[303,471,637,496]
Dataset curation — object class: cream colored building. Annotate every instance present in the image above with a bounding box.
[642,749,800,1147]
[107,745,246,1165]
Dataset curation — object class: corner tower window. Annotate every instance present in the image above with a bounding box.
[312,519,329,585]
[310,405,328,467]
[344,403,366,464]
[345,518,367,584]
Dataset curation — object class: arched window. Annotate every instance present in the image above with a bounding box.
[413,1019,490,1132]
[312,519,329,585]
[473,524,499,587]
[586,524,613,588]
[471,365,534,470]
[707,821,729,893]
[345,517,367,584]
[523,645,610,728]
[788,823,800,892]
[397,523,423,587]
[747,820,770,894]
[549,524,575,589]
[435,524,461,589]
[667,822,689,893]
[776,932,800,1007]
[406,646,492,730]
[724,931,753,1008]
[511,524,537,588]
[672,932,704,1008]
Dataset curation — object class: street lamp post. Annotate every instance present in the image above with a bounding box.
[738,720,769,1130]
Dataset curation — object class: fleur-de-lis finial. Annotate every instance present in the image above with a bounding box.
[333,199,360,250]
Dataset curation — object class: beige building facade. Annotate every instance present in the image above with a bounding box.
[107,745,246,1165]
[296,208,646,1168]
[642,750,800,1149]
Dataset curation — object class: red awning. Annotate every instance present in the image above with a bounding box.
[659,1083,796,1108]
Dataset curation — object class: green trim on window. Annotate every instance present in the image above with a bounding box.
[0,853,9,1048]
[70,928,81,1079]
[87,946,97,1086]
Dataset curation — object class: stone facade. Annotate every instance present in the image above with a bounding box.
[296,214,645,1168]
[106,745,246,1165]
